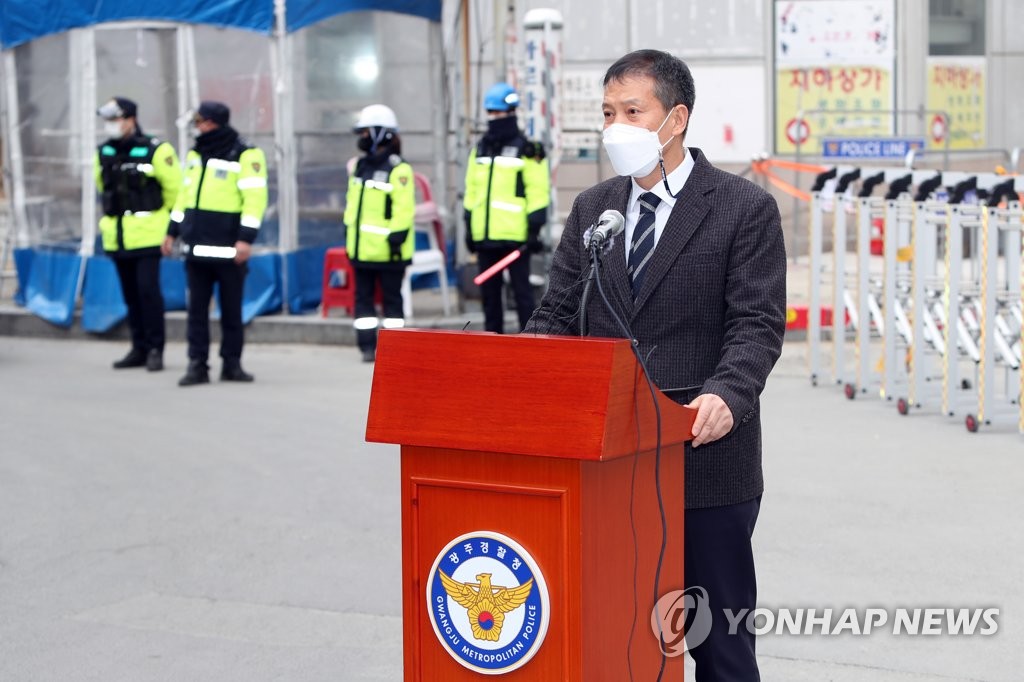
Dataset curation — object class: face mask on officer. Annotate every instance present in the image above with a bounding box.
[104,120,125,138]
[357,135,374,153]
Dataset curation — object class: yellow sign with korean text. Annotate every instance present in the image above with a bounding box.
[775,65,893,155]
[926,57,985,150]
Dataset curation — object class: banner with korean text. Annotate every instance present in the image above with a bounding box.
[774,0,895,155]
[926,57,985,150]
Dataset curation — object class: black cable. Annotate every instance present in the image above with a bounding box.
[591,261,669,679]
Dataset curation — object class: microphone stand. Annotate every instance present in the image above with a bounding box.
[579,241,603,336]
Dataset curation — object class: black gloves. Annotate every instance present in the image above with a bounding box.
[525,141,546,161]
[464,210,477,254]
[526,210,546,254]
[387,230,408,261]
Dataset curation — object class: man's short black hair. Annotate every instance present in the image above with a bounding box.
[603,49,696,117]
[196,101,230,126]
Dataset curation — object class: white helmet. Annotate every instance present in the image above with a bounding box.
[354,104,399,132]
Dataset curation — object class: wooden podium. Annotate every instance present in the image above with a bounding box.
[366,328,696,680]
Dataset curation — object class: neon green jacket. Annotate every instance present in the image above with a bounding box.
[464,136,549,246]
[94,135,181,254]
[169,136,268,259]
[344,154,416,266]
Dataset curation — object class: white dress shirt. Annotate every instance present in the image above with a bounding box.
[623,147,695,265]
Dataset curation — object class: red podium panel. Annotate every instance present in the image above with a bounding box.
[367,329,695,681]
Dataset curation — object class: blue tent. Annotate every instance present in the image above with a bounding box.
[0,1,441,48]
[2,0,447,328]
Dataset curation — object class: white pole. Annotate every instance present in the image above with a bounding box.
[174,27,190,162]
[429,20,450,245]
[453,0,471,269]
[2,49,30,248]
[78,28,97,258]
[272,0,297,257]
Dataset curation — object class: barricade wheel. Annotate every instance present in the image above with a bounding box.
[897,398,909,416]
[965,414,979,433]
[844,383,856,400]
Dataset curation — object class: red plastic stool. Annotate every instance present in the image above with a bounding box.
[321,247,383,317]
[322,247,356,317]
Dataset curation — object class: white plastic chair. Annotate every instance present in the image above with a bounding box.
[402,173,452,320]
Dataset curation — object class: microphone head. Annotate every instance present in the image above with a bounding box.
[596,209,625,237]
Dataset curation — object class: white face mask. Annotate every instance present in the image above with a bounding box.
[104,121,123,138]
[601,110,675,178]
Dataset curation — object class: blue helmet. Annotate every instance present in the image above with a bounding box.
[484,82,520,112]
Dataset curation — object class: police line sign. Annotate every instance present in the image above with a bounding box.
[822,137,926,159]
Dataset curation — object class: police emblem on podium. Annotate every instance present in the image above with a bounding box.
[427,531,550,674]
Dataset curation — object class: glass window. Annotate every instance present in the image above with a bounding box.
[929,0,986,56]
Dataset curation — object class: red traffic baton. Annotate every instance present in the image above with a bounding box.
[473,245,527,285]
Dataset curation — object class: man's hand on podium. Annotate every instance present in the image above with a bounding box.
[686,393,733,447]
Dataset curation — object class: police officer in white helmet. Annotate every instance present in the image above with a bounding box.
[344,104,417,362]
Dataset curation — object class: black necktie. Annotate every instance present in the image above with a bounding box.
[628,192,661,298]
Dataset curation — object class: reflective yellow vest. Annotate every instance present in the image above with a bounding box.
[170,144,268,258]
[94,137,181,253]
[344,156,416,264]
[464,139,549,243]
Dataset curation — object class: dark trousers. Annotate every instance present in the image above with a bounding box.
[113,253,165,353]
[685,496,761,682]
[185,259,247,363]
[478,247,534,334]
[354,267,404,352]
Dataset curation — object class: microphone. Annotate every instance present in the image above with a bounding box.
[579,209,624,336]
[585,209,625,251]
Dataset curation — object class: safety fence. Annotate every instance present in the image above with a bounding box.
[789,158,1024,435]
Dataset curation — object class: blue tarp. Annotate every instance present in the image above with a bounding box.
[12,247,34,306]
[79,256,188,333]
[242,252,283,323]
[81,256,128,333]
[1,0,440,48]
[23,250,81,328]
[288,0,441,32]
[161,259,188,311]
[285,244,339,314]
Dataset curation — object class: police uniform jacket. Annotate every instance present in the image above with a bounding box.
[94,133,182,256]
[344,152,416,270]
[464,132,549,250]
[169,127,268,260]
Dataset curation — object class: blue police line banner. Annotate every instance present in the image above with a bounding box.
[822,137,926,160]
[0,0,440,48]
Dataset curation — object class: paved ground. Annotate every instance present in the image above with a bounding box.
[1,334,1021,681]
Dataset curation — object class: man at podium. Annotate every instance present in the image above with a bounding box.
[524,49,786,680]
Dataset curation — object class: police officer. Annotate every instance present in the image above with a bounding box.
[464,83,550,334]
[162,101,268,386]
[95,96,182,371]
[345,104,416,363]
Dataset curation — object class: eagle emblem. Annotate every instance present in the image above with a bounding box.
[439,571,534,641]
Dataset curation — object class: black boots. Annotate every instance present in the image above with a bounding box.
[112,348,146,369]
[220,360,255,383]
[178,360,210,386]
[146,349,163,372]
[113,348,163,371]
[179,359,253,386]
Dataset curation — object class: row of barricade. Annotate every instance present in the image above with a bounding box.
[802,164,1024,434]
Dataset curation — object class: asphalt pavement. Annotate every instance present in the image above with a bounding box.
[1,334,1021,681]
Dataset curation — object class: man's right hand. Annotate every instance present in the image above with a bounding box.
[160,235,175,257]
